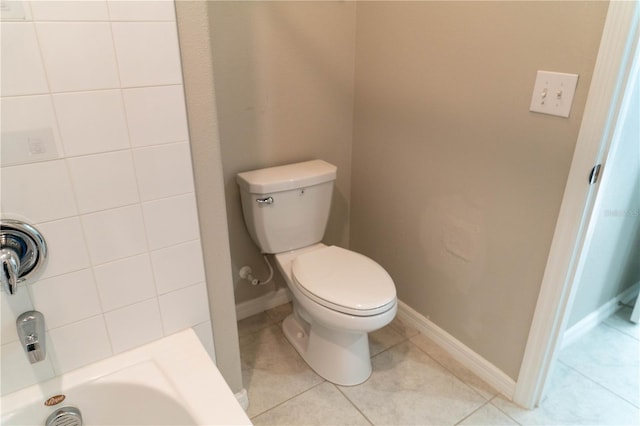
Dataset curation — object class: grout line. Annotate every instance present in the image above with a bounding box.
[598,319,640,342]
[248,380,327,420]
[334,384,375,426]
[453,400,492,426]
[405,336,499,402]
[486,395,523,426]
[557,360,640,409]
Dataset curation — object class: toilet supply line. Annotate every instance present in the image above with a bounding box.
[239,255,274,286]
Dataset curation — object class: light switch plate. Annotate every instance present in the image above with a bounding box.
[529,70,579,118]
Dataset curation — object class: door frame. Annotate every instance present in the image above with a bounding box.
[512,0,640,409]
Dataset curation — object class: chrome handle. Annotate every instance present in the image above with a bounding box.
[0,219,47,294]
[0,248,20,295]
[256,196,274,205]
[17,310,46,364]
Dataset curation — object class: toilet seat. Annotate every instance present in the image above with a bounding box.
[291,246,396,316]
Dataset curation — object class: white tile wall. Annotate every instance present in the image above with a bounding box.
[142,193,200,250]
[52,90,130,157]
[133,142,195,201]
[36,217,91,279]
[1,160,78,223]
[123,85,189,147]
[0,23,49,96]
[151,240,206,294]
[30,0,110,21]
[159,282,210,335]
[94,254,156,312]
[104,299,164,353]
[107,1,176,22]
[112,22,182,87]
[67,150,139,213]
[36,22,120,92]
[0,0,214,395]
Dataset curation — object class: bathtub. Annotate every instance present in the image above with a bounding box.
[1,329,251,425]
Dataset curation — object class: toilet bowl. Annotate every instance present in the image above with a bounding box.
[236,160,397,386]
[275,244,397,386]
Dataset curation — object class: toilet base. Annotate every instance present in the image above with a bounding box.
[282,312,372,386]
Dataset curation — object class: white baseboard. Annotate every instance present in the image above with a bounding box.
[234,388,249,411]
[235,287,291,321]
[397,300,517,399]
[562,281,640,348]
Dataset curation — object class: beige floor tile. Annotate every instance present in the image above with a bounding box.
[559,322,639,406]
[389,315,421,339]
[240,324,324,417]
[369,323,406,357]
[237,311,275,337]
[266,301,293,323]
[604,306,639,341]
[410,333,498,400]
[252,382,372,425]
[492,363,640,425]
[457,401,519,425]
[339,341,486,425]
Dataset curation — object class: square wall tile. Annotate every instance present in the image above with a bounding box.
[67,151,139,214]
[112,22,182,87]
[53,90,130,157]
[1,160,77,223]
[29,269,101,329]
[48,315,112,374]
[1,288,34,345]
[105,298,163,353]
[123,85,189,147]
[36,22,119,92]
[107,1,176,21]
[1,339,56,396]
[142,193,200,250]
[151,240,205,294]
[133,142,194,201]
[0,1,33,21]
[159,282,209,335]
[30,0,109,21]
[1,23,49,96]
[94,254,156,312]
[36,217,91,280]
[82,205,148,265]
[1,95,63,166]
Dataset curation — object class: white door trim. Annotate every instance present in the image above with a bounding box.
[513,1,640,409]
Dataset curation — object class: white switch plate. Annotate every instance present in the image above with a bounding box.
[529,70,579,118]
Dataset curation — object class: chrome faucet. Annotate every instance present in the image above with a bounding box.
[1,219,48,295]
[0,247,20,295]
[17,311,46,363]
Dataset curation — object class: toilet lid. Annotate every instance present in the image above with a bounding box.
[292,246,396,316]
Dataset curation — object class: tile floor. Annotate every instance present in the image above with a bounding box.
[238,303,639,425]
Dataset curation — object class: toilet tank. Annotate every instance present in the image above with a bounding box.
[236,160,337,254]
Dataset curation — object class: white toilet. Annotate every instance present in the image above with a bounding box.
[236,159,397,386]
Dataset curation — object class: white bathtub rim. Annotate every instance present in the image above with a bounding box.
[1,328,251,425]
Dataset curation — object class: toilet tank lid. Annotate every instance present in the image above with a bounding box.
[236,160,337,194]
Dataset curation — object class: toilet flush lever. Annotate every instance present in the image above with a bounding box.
[256,197,274,205]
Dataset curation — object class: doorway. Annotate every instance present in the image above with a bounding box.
[513,0,640,410]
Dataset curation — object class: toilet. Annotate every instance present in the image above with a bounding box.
[236,159,397,386]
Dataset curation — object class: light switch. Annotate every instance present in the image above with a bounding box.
[529,70,579,118]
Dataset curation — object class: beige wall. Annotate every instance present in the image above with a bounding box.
[209,1,357,303]
[175,1,243,393]
[350,1,608,379]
